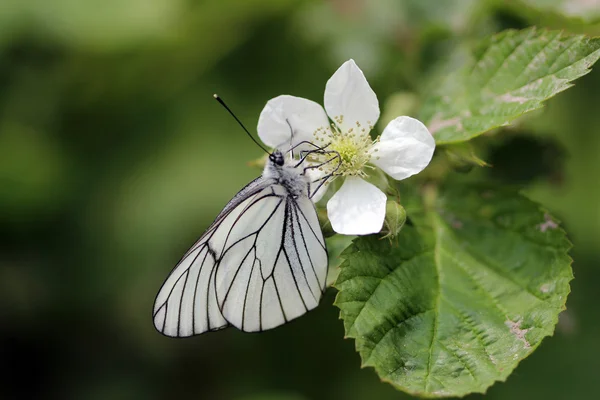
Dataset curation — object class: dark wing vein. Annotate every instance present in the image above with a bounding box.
[155,249,200,319]
[216,193,283,256]
[215,198,283,324]
[294,202,327,250]
[271,275,288,323]
[182,178,276,259]
[192,247,210,333]
[283,247,311,310]
[270,202,291,325]
[220,199,284,256]
[220,246,255,307]
[290,199,323,294]
[286,201,317,303]
[206,262,228,332]
[177,268,191,336]
[241,258,258,331]
[259,281,265,331]
[217,199,284,309]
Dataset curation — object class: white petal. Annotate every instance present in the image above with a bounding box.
[326,177,386,235]
[371,116,435,181]
[304,166,329,203]
[257,95,329,150]
[324,59,380,135]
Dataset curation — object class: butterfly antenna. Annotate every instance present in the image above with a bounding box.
[285,118,296,158]
[213,94,270,154]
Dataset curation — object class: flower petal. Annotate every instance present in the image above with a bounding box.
[326,177,386,235]
[324,59,380,135]
[371,116,435,181]
[257,95,329,150]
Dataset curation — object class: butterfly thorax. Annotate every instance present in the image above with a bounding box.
[263,151,308,199]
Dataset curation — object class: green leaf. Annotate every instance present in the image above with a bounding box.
[419,28,600,144]
[334,184,572,397]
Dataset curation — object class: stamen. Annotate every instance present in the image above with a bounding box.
[310,116,378,178]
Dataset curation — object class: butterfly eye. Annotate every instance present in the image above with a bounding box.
[269,152,285,166]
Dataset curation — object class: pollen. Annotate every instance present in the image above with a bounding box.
[312,117,378,178]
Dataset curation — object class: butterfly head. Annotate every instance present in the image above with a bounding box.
[269,150,285,167]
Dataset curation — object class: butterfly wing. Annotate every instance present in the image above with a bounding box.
[215,185,328,332]
[153,178,328,336]
[153,241,225,336]
[153,177,274,337]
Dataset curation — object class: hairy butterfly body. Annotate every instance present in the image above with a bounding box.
[153,149,328,336]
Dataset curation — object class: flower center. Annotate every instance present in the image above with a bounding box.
[312,117,378,178]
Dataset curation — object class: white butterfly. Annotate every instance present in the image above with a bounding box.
[153,129,339,336]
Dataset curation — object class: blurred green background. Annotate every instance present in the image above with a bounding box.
[1,0,599,399]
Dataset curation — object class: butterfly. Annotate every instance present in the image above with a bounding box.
[153,96,340,337]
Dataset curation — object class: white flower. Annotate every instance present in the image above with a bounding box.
[257,59,435,235]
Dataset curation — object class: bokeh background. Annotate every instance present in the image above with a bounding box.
[1,1,599,399]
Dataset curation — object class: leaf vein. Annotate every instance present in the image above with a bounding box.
[424,222,443,392]
[437,340,478,381]
[365,309,433,365]
[442,300,499,370]
[439,246,510,320]
[460,242,547,303]
[479,31,531,90]
[343,250,432,333]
